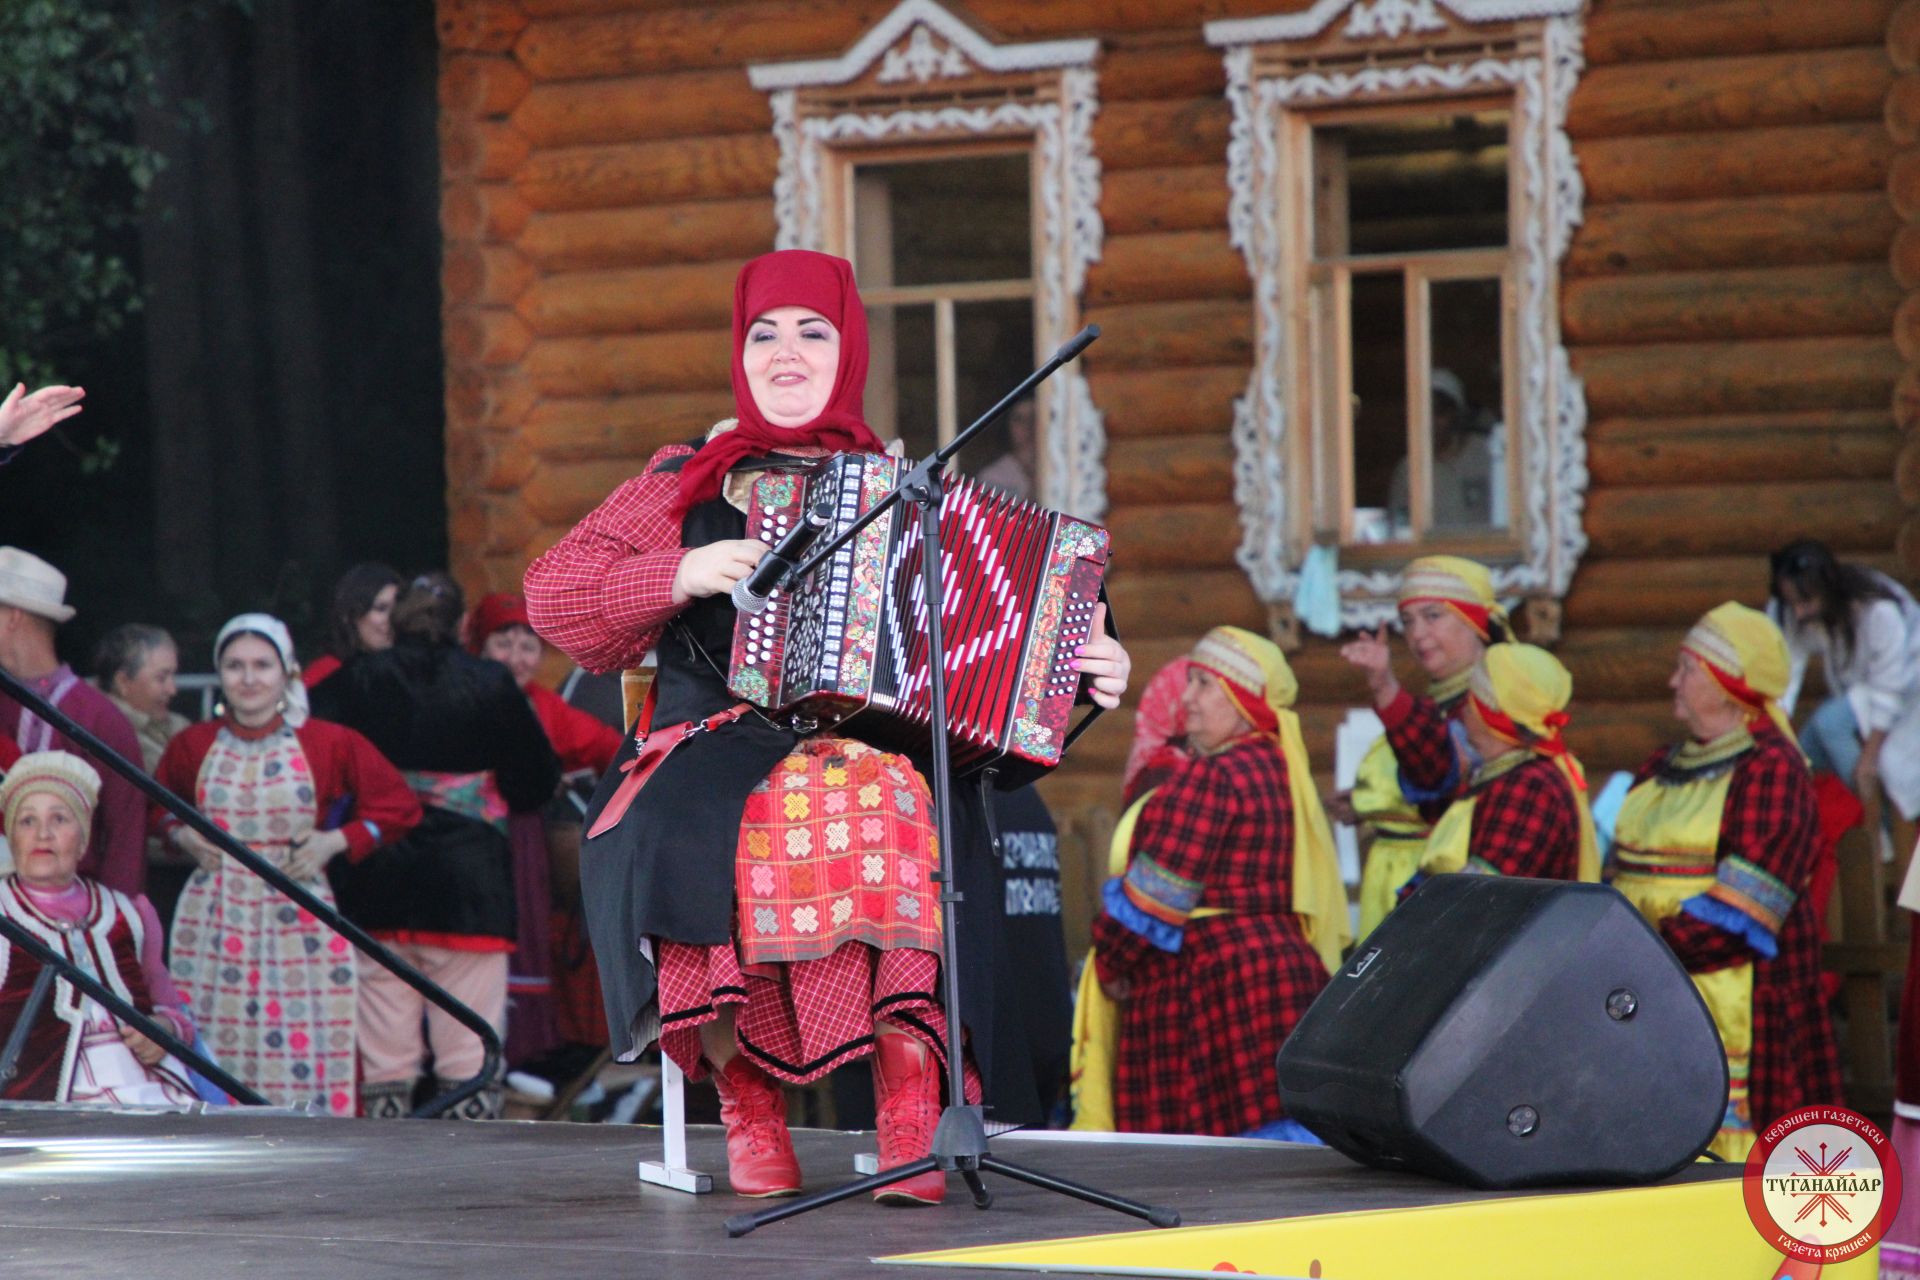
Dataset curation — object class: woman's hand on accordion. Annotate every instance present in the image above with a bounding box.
[1076,603,1131,710]
[672,538,770,604]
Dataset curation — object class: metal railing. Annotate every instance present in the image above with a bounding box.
[0,665,501,1117]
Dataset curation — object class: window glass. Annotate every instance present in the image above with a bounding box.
[1428,277,1507,531]
[1319,111,1510,257]
[852,154,1032,288]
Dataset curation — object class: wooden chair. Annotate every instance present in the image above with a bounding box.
[1823,776,1916,1120]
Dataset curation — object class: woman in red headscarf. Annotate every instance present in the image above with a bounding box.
[524,252,1132,1203]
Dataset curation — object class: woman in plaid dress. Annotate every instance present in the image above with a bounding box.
[1091,627,1347,1137]
[525,251,1132,1203]
[1608,603,1840,1161]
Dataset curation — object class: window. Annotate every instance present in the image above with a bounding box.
[1208,2,1588,628]
[748,0,1105,518]
[849,150,1039,489]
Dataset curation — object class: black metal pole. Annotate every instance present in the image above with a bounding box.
[0,964,55,1086]
[0,914,267,1105]
[0,665,498,1117]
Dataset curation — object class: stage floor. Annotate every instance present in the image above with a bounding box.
[0,1108,1738,1280]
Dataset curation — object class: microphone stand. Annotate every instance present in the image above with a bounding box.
[725,325,1180,1237]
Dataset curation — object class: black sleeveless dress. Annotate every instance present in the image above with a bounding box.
[577,449,1003,1080]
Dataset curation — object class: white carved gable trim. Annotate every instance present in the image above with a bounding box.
[1204,0,1583,46]
[748,0,1098,91]
[750,3,1108,521]
[1214,8,1589,628]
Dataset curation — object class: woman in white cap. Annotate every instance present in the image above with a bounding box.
[152,613,421,1116]
[0,750,198,1105]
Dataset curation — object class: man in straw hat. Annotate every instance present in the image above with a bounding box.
[1607,603,1840,1161]
[0,547,146,895]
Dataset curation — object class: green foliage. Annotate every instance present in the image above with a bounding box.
[0,0,170,391]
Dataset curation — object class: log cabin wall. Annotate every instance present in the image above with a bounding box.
[434,0,1910,960]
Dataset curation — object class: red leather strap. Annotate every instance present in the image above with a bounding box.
[586,702,753,839]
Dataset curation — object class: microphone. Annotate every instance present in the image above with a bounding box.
[731,508,830,615]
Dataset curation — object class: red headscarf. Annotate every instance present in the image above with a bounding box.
[672,250,887,515]
[466,591,531,654]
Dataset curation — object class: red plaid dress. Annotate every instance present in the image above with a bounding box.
[1458,756,1584,880]
[1648,724,1843,1132]
[1091,735,1331,1136]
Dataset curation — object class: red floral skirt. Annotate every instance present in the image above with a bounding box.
[654,738,977,1098]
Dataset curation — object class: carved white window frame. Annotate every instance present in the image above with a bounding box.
[1206,1,1589,628]
[748,0,1107,520]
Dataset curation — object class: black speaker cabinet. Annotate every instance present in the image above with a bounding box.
[1277,875,1727,1188]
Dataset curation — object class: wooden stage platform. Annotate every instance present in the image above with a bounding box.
[0,1108,1817,1279]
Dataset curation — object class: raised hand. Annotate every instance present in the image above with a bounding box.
[0,383,84,449]
[1339,624,1400,707]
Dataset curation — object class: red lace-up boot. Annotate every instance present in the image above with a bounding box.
[869,1032,946,1205]
[711,1054,801,1198]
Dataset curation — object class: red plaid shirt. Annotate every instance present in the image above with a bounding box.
[522,444,696,673]
[1462,755,1583,880]
[1380,688,1464,820]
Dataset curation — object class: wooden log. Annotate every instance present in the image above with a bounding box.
[1561,701,1686,776]
[448,500,486,554]
[1563,262,1903,344]
[1566,552,1908,626]
[1899,366,1920,431]
[1550,626,1694,703]
[1098,40,1226,103]
[478,495,541,557]
[1891,150,1920,221]
[1580,122,1893,205]
[445,309,534,367]
[1084,229,1247,308]
[1080,299,1250,370]
[442,244,536,309]
[519,199,775,272]
[1584,0,1895,65]
[1895,0,1920,71]
[1900,292,1920,363]
[480,436,538,496]
[1094,98,1232,173]
[1902,513,1920,575]
[1105,568,1265,639]
[522,458,665,524]
[1584,479,1900,559]
[512,70,770,150]
[479,552,539,596]
[1106,502,1241,571]
[1566,191,1899,278]
[527,328,732,397]
[1575,335,1903,417]
[515,134,778,213]
[1898,428,1920,505]
[1567,47,1892,139]
[445,365,537,429]
[515,260,739,337]
[522,391,736,461]
[1895,225,1920,290]
[1105,435,1235,506]
[436,0,528,55]
[1888,72,1920,144]
[1586,411,1898,486]
[439,53,532,118]
[440,118,531,182]
[515,2,894,80]
[517,0,695,17]
[441,182,531,244]
[1090,365,1244,441]
[1101,165,1233,237]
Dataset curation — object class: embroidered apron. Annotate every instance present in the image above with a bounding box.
[168,725,358,1116]
[1610,733,1755,1161]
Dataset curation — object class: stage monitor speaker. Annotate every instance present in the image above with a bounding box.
[1276,875,1726,1189]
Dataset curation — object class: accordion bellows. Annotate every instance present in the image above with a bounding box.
[728,453,1111,776]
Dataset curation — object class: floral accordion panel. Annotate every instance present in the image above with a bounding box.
[734,737,944,966]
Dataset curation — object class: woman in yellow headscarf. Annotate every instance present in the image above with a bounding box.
[1419,643,1599,882]
[1338,556,1508,936]
[1086,627,1349,1138]
[1608,602,1840,1160]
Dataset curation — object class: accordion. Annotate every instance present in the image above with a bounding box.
[727,453,1111,776]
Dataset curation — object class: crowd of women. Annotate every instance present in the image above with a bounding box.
[0,553,622,1118]
[0,250,1915,1216]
